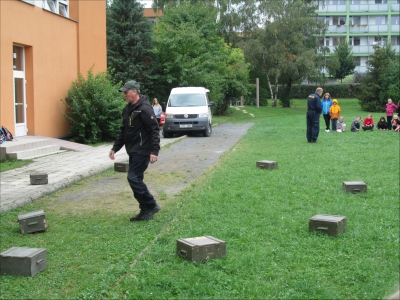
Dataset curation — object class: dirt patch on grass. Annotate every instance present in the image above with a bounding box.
[46,122,254,217]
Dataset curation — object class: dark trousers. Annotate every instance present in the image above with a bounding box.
[331,119,338,131]
[323,114,331,130]
[362,125,374,131]
[306,111,320,141]
[127,155,157,210]
[387,116,392,130]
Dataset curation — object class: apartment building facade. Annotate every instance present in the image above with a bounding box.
[0,0,106,138]
[316,0,400,74]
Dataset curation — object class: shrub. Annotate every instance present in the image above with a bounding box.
[61,68,125,144]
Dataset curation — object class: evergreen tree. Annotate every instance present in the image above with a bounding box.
[328,41,355,82]
[107,0,156,96]
[358,43,397,111]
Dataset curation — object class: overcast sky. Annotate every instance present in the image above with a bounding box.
[138,0,153,8]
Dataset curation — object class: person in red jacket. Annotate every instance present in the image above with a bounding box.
[385,98,398,130]
[362,114,375,131]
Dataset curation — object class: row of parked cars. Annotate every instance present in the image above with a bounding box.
[159,87,214,138]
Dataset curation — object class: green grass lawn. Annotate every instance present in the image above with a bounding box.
[0,100,398,299]
[0,158,33,172]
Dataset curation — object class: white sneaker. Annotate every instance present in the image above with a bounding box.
[325,129,330,132]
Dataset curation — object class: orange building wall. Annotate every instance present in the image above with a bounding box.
[0,0,106,138]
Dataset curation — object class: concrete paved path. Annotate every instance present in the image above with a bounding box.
[0,136,184,212]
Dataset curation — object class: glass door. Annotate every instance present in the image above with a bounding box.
[13,45,27,136]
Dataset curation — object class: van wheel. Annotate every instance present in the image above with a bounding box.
[202,123,212,137]
[163,127,172,138]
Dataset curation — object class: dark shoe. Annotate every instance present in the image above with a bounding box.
[311,140,317,143]
[140,205,161,221]
[308,140,311,143]
[130,210,146,222]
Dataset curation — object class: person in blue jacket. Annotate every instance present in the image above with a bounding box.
[306,87,323,143]
[321,92,333,132]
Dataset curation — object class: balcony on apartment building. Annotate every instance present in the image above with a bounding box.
[349,4,389,12]
[327,24,399,34]
[320,43,399,55]
[317,4,346,13]
[317,3,399,13]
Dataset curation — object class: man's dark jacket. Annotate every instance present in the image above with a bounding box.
[307,92,322,114]
[112,95,160,156]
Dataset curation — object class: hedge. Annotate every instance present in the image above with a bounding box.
[241,83,361,107]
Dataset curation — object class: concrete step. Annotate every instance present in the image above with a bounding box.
[7,145,65,160]
[0,139,52,159]
[17,150,69,160]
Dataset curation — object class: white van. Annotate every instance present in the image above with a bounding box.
[163,87,214,138]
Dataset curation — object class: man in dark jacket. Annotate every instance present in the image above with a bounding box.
[109,80,161,221]
[306,87,323,143]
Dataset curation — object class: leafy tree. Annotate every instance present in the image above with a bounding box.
[243,0,326,107]
[358,43,397,111]
[327,41,355,82]
[152,0,260,47]
[61,68,124,144]
[153,2,249,115]
[107,0,156,95]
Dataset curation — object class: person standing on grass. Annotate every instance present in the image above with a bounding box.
[385,98,398,131]
[329,99,341,131]
[321,93,333,132]
[109,80,161,222]
[306,87,323,143]
[362,114,375,131]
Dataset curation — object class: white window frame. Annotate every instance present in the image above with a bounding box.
[350,36,361,46]
[333,16,346,25]
[374,36,388,45]
[350,16,361,25]
[333,36,346,46]
[391,36,400,46]
[375,16,387,25]
[353,56,361,66]
[44,0,69,18]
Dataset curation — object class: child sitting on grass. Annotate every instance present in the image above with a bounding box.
[377,116,387,130]
[392,115,399,130]
[393,119,400,132]
[336,116,346,132]
[362,114,374,131]
[351,116,361,132]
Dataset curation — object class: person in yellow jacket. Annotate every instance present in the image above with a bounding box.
[329,99,341,131]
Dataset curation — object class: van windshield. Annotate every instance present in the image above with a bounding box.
[168,94,206,107]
